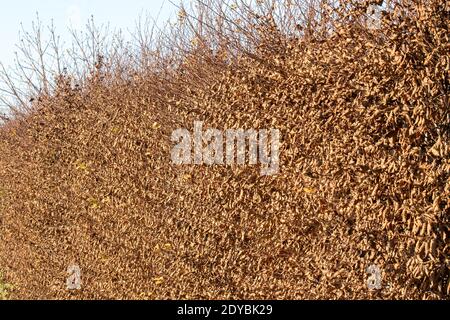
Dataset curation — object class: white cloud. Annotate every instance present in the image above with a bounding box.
[66,5,82,29]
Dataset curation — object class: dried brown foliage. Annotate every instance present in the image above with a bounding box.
[0,0,448,299]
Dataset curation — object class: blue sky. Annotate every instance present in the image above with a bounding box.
[0,0,177,68]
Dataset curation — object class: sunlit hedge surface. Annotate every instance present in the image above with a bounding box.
[0,0,448,299]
